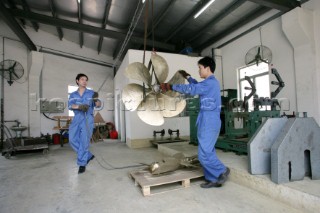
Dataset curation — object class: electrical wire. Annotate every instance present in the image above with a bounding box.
[95,154,147,171]
[84,110,146,171]
[42,113,58,121]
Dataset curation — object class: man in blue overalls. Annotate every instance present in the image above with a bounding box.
[68,73,101,174]
[161,57,230,188]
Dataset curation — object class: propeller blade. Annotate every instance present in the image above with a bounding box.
[151,54,168,83]
[248,58,257,65]
[125,62,151,86]
[158,71,186,97]
[122,83,150,111]
[157,93,186,118]
[11,70,20,79]
[167,71,186,85]
[10,62,17,70]
[137,93,164,126]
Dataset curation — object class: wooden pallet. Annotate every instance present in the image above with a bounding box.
[129,168,204,196]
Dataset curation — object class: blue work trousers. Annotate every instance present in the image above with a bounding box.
[197,117,226,182]
[69,116,93,166]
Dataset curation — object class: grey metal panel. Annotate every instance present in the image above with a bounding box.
[248,117,288,175]
[271,118,320,184]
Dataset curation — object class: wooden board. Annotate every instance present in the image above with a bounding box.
[129,168,204,196]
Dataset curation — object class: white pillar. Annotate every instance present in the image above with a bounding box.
[282,7,320,124]
[28,51,43,137]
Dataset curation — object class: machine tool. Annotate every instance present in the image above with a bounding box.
[188,68,285,154]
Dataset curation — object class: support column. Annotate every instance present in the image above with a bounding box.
[28,51,43,137]
[282,7,320,124]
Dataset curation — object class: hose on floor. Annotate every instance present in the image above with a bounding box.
[84,112,147,171]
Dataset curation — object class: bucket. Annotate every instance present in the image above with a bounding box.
[52,133,61,145]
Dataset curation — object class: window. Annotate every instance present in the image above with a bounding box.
[238,62,270,111]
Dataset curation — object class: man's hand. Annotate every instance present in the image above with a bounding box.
[160,83,172,92]
[78,104,89,112]
[92,91,99,102]
[179,70,191,79]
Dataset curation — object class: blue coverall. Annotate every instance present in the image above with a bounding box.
[68,89,95,166]
[172,75,226,182]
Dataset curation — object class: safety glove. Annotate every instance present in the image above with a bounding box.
[92,91,99,102]
[160,83,172,92]
[78,104,89,112]
[178,70,191,79]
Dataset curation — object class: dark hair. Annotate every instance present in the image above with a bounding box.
[75,73,88,85]
[198,56,216,73]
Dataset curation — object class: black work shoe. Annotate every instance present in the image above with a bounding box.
[217,167,230,184]
[200,181,222,188]
[87,155,95,164]
[78,166,86,174]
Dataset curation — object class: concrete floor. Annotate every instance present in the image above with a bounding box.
[0,140,319,213]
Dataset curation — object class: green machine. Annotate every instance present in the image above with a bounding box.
[187,97,200,145]
[188,68,285,154]
[187,89,237,146]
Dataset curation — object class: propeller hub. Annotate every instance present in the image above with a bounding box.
[152,84,161,93]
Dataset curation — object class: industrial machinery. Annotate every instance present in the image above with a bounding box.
[188,68,285,154]
[187,97,200,145]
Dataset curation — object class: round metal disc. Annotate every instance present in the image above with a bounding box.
[122,84,144,111]
[157,93,186,117]
[137,93,164,126]
[125,62,151,86]
[151,54,168,83]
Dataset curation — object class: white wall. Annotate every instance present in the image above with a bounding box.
[114,50,203,141]
[201,0,320,124]
[0,21,114,137]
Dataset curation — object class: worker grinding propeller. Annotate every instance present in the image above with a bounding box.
[68,73,101,174]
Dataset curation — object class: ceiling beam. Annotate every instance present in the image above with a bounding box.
[20,0,39,31]
[0,2,36,51]
[147,0,178,38]
[188,0,247,43]
[247,0,302,12]
[134,0,178,51]
[11,8,175,51]
[195,6,271,51]
[164,0,213,43]
[6,0,26,27]
[77,0,83,48]
[49,0,63,40]
[97,0,112,54]
[216,11,284,49]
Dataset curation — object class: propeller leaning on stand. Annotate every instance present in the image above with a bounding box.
[122,54,186,126]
